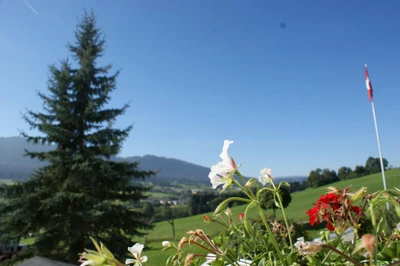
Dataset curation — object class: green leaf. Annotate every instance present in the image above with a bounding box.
[376,216,385,235]
[82,253,106,264]
[101,242,115,260]
[211,259,224,266]
[90,237,102,254]
[395,205,400,218]
[285,251,297,265]
[279,181,290,188]
[244,201,256,234]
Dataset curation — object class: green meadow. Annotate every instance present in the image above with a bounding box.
[140,169,400,264]
[19,169,400,264]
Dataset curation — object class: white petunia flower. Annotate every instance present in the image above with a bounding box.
[208,140,237,189]
[200,253,252,266]
[258,167,272,185]
[126,243,148,265]
[294,237,323,256]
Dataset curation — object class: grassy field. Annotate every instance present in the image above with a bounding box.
[0,179,14,185]
[19,169,400,264]
[146,191,172,198]
[141,169,400,264]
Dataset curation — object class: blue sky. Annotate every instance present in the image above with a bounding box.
[1,0,399,179]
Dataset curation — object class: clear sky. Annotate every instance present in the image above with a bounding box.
[1,0,400,178]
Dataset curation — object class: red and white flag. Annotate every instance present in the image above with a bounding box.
[364,64,373,102]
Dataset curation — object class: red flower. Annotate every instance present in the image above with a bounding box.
[306,206,318,226]
[351,206,363,215]
[306,192,364,232]
[238,213,244,221]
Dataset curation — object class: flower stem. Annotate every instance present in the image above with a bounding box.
[236,171,257,199]
[321,234,342,264]
[369,205,378,265]
[189,241,222,256]
[233,180,255,201]
[352,227,358,251]
[257,204,287,266]
[271,183,293,250]
[320,244,362,266]
[235,170,247,185]
[210,217,229,228]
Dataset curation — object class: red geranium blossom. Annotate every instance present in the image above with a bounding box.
[306,191,364,232]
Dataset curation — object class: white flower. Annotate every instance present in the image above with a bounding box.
[126,243,148,265]
[200,253,216,265]
[294,237,323,255]
[208,140,237,189]
[258,168,272,185]
[162,241,171,247]
[294,237,305,250]
[200,253,252,266]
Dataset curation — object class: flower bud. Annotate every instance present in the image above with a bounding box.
[362,234,376,254]
[350,187,366,202]
[245,178,257,187]
[353,234,376,255]
[162,241,171,248]
[203,215,212,222]
[185,254,196,266]
[214,200,229,215]
[225,207,232,216]
[326,186,341,194]
[178,237,188,252]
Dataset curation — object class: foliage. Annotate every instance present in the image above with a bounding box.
[142,203,155,219]
[308,157,390,188]
[338,166,353,180]
[0,11,153,264]
[79,140,400,266]
[259,186,292,218]
[365,157,389,174]
[187,191,247,216]
[307,168,339,188]
[288,180,308,192]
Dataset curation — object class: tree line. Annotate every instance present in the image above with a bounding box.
[305,156,389,189]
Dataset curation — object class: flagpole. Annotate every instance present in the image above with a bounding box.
[365,64,389,210]
[370,101,387,192]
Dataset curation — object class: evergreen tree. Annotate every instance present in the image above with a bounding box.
[0,11,153,263]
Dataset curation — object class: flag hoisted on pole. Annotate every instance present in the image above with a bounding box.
[364,64,389,209]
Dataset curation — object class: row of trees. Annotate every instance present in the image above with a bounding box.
[140,186,293,241]
[307,157,389,188]
[187,187,292,218]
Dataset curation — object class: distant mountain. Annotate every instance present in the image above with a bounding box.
[275,176,308,183]
[0,137,306,184]
[121,155,210,183]
[0,137,51,180]
[0,136,211,183]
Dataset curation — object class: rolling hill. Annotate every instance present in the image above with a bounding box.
[0,136,211,183]
[0,136,306,183]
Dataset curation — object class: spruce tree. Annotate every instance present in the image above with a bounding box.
[0,11,153,263]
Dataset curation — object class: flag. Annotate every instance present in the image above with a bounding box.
[364,64,373,102]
